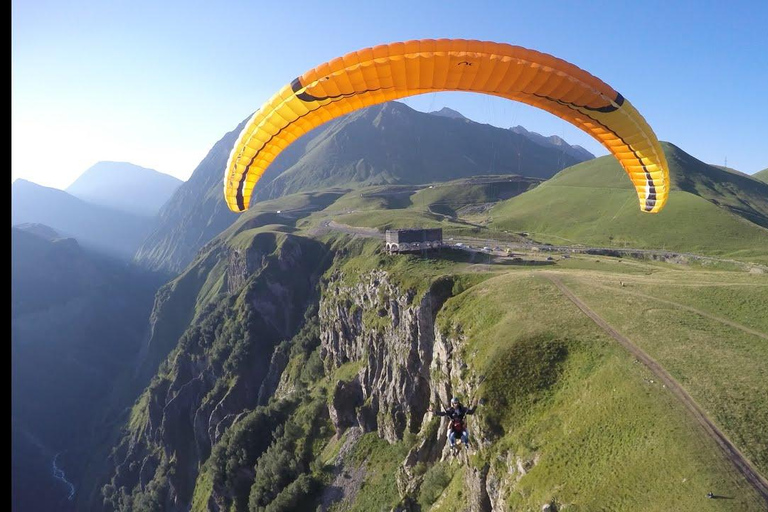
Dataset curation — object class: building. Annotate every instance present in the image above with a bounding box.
[385,228,443,253]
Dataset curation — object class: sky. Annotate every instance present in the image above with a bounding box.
[12,0,768,189]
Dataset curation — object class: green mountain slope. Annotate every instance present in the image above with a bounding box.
[94,226,333,511]
[755,168,768,183]
[100,234,767,511]
[323,175,540,220]
[80,165,768,512]
[489,143,768,262]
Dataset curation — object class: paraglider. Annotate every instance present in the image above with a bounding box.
[434,396,478,456]
[224,39,669,214]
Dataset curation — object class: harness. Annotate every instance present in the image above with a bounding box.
[450,417,465,434]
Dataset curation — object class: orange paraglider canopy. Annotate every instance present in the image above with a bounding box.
[225,39,668,213]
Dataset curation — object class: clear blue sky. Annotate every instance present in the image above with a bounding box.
[12,0,768,189]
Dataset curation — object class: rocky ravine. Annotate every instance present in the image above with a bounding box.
[95,238,528,511]
[310,269,521,511]
[97,233,330,511]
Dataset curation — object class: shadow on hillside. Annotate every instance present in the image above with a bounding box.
[404,248,556,267]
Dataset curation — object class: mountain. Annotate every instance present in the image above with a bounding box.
[66,161,182,216]
[429,106,468,120]
[257,102,590,200]
[756,168,768,183]
[68,130,768,510]
[511,125,595,162]
[93,215,334,511]
[136,102,592,273]
[84,213,768,511]
[489,142,768,262]
[132,117,328,273]
[11,180,153,260]
[12,225,160,512]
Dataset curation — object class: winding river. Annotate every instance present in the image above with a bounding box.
[52,452,76,500]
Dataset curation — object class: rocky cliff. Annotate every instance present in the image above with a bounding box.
[98,228,331,511]
[93,229,516,511]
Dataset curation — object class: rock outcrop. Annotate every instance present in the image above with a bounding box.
[100,233,329,511]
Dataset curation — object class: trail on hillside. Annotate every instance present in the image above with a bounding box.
[544,273,768,504]
[574,278,768,341]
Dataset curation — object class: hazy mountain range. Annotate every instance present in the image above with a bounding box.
[66,161,182,217]
[12,162,180,260]
[11,180,152,260]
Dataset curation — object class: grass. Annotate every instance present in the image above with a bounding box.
[335,208,466,231]
[559,271,768,477]
[429,465,467,512]
[589,271,768,333]
[486,144,768,263]
[491,187,768,261]
[338,433,413,511]
[409,175,539,217]
[323,185,418,212]
[431,271,766,510]
[332,360,365,383]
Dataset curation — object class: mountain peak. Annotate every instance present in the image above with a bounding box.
[429,106,467,120]
[66,161,182,217]
[511,125,594,161]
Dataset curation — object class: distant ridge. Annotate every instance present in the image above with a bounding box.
[67,161,182,216]
[429,106,468,120]
[511,125,595,162]
[490,142,768,260]
[256,102,591,200]
[12,179,152,260]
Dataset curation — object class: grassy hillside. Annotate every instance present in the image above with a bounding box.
[321,175,538,218]
[296,144,767,265]
[410,175,540,217]
[488,143,768,263]
[558,270,768,475]
[434,268,767,510]
[85,140,768,511]
[185,236,767,511]
[755,168,768,183]
[134,102,588,273]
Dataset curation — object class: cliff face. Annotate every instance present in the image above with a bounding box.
[93,235,515,511]
[99,231,330,511]
[319,269,449,442]
[313,267,501,510]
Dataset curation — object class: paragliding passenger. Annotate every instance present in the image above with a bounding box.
[434,397,476,449]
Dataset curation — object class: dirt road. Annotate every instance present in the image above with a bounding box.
[545,273,768,504]
[579,279,768,342]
